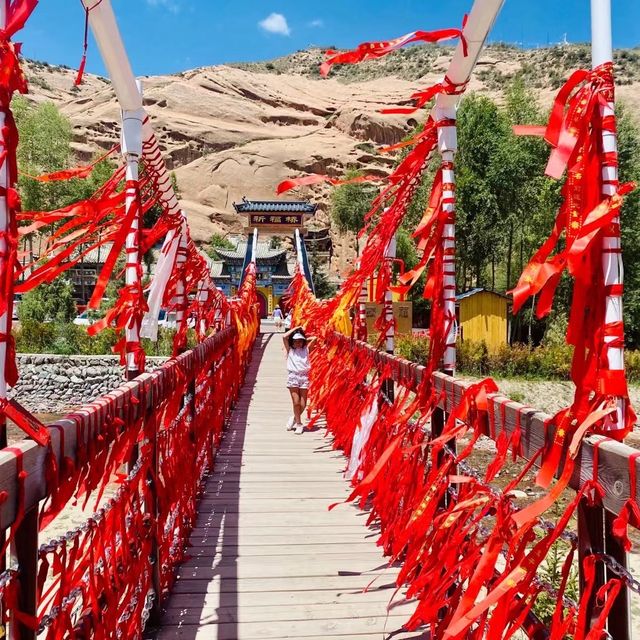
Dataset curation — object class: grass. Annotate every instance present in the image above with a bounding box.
[228,43,640,88]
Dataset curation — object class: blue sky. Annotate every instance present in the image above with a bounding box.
[19,0,640,77]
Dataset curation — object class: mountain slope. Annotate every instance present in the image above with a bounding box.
[21,44,640,271]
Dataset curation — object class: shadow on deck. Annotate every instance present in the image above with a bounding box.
[150,331,426,640]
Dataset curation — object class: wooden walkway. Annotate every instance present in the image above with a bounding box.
[154,330,426,639]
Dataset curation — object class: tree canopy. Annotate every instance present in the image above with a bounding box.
[330,168,376,253]
[328,78,640,346]
[19,278,76,324]
[14,97,115,213]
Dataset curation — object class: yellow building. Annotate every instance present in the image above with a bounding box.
[456,288,509,350]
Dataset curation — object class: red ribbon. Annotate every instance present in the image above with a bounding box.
[320,23,468,77]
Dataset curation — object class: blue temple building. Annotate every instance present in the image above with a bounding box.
[211,240,296,318]
[211,199,332,317]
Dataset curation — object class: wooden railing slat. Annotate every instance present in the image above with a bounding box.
[0,326,235,535]
[342,336,640,520]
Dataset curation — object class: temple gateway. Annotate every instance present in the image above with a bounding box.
[211,198,320,318]
[211,240,296,318]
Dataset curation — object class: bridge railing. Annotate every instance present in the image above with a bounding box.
[0,325,254,639]
[335,334,638,639]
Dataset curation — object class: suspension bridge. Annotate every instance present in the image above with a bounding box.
[0,0,638,639]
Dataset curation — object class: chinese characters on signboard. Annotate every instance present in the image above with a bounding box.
[249,214,303,226]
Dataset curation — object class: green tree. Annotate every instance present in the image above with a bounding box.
[330,169,376,253]
[617,103,640,347]
[395,227,418,272]
[310,252,336,299]
[14,97,115,213]
[207,233,235,258]
[19,278,76,323]
[14,97,116,269]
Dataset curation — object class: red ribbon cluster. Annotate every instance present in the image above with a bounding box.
[319,23,468,77]
[284,25,635,638]
[0,0,47,445]
[2,310,258,637]
[511,62,636,488]
[294,329,618,638]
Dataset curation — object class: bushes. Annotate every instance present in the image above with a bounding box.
[626,350,640,383]
[14,322,176,357]
[460,340,573,379]
[15,321,58,354]
[393,335,640,383]
[458,340,490,375]
[395,334,430,364]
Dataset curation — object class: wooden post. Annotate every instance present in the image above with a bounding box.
[0,2,8,586]
[145,385,163,627]
[382,235,396,403]
[577,498,607,630]
[604,510,631,639]
[11,507,38,640]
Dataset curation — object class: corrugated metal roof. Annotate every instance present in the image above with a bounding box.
[67,242,114,264]
[456,288,510,302]
[233,198,317,214]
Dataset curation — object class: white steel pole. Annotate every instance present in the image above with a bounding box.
[86,0,195,343]
[251,228,258,264]
[592,0,625,432]
[196,279,209,335]
[82,0,142,111]
[434,105,458,376]
[588,5,630,638]
[122,81,144,379]
[357,256,368,341]
[295,228,304,272]
[174,222,187,331]
[382,235,396,402]
[173,219,188,338]
[441,0,505,98]
[384,235,396,356]
[431,0,505,375]
[0,0,8,447]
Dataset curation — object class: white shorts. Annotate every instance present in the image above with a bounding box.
[287,372,309,389]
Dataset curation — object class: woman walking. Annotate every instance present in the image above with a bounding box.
[273,306,283,331]
[283,326,315,434]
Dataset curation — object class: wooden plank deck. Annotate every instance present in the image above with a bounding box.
[153,330,426,639]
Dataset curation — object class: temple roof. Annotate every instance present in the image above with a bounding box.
[214,242,288,261]
[233,198,317,214]
[66,242,113,264]
[210,261,225,278]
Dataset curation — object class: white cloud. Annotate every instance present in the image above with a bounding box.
[309,19,324,28]
[146,0,182,14]
[259,13,291,36]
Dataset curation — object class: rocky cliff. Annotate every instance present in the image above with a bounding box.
[21,44,640,272]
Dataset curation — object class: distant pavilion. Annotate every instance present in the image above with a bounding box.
[210,199,322,317]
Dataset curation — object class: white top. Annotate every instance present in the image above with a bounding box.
[287,346,310,375]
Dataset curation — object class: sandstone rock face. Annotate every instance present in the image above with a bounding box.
[20,45,640,274]
[23,60,426,272]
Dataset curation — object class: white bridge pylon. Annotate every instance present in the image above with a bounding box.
[81,0,192,358]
